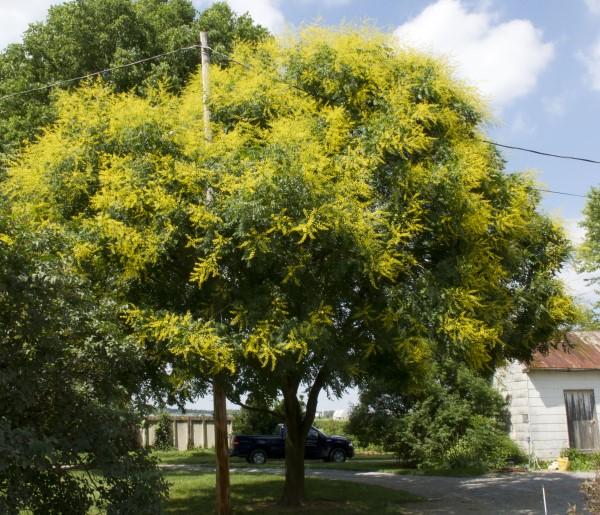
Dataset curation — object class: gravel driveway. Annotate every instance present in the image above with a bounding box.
[301,469,595,514]
[161,464,596,514]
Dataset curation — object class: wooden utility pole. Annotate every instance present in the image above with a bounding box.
[200,31,213,143]
[213,374,231,515]
[200,30,231,515]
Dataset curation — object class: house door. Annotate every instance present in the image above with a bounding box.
[564,390,600,450]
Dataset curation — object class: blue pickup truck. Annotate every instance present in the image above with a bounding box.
[230,424,354,464]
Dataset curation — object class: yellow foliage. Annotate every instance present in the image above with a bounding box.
[3,27,576,382]
[0,233,13,245]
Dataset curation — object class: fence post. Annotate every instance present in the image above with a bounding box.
[203,417,208,449]
[188,416,194,449]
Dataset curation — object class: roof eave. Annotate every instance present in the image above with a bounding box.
[527,367,600,372]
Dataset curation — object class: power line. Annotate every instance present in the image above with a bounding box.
[0,44,201,102]
[208,47,308,95]
[0,44,594,201]
[532,188,587,199]
[2,44,600,168]
[0,44,251,103]
[208,47,251,70]
[478,139,600,165]
[212,50,600,167]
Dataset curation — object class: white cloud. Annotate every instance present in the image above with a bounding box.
[580,38,600,91]
[563,218,586,246]
[229,0,285,33]
[542,94,567,117]
[0,0,65,49]
[584,0,600,14]
[560,265,597,305]
[198,0,286,33]
[510,112,536,135]
[298,0,352,6]
[393,0,554,108]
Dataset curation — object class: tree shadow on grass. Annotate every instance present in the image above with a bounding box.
[164,471,418,514]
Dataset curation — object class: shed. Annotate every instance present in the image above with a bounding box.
[494,331,600,460]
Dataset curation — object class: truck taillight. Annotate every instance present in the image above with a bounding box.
[233,436,240,446]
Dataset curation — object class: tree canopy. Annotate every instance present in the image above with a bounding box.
[4,28,576,506]
[0,0,268,162]
[579,189,600,305]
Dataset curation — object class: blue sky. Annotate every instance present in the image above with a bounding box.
[2,0,599,410]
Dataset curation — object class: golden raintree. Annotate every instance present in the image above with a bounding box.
[5,28,576,507]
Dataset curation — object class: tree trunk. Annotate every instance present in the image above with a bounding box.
[280,379,306,506]
[282,429,306,505]
[213,374,231,515]
[279,368,328,506]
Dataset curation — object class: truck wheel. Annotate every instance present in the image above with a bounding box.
[330,448,346,463]
[249,449,267,465]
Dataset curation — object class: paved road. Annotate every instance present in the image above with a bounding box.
[302,469,594,514]
[162,464,596,514]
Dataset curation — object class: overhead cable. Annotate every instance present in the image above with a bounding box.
[532,188,587,199]
[0,45,594,200]
[0,44,201,102]
[477,139,600,165]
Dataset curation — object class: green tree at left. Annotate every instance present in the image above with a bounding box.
[0,208,168,513]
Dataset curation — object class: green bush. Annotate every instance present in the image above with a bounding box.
[561,448,600,471]
[232,397,285,435]
[312,419,381,452]
[445,416,525,470]
[153,413,174,451]
[313,419,348,437]
[349,364,525,472]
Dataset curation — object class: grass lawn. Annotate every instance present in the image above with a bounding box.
[153,450,480,476]
[154,448,216,465]
[164,470,420,514]
[154,450,415,473]
[153,449,399,468]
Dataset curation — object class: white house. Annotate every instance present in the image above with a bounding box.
[494,331,600,460]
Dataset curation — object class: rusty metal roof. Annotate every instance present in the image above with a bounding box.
[529,331,600,370]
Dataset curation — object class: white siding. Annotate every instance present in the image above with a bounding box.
[494,361,531,455]
[192,421,205,448]
[526,370,600,459]
[206,422,215,448]
[176,421,189,451]
[147,422,157,447]
[495,364,600,459]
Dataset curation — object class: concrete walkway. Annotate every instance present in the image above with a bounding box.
[161,464,596,514]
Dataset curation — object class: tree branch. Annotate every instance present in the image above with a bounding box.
[228,397,277,416]
[302,366,328,433]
